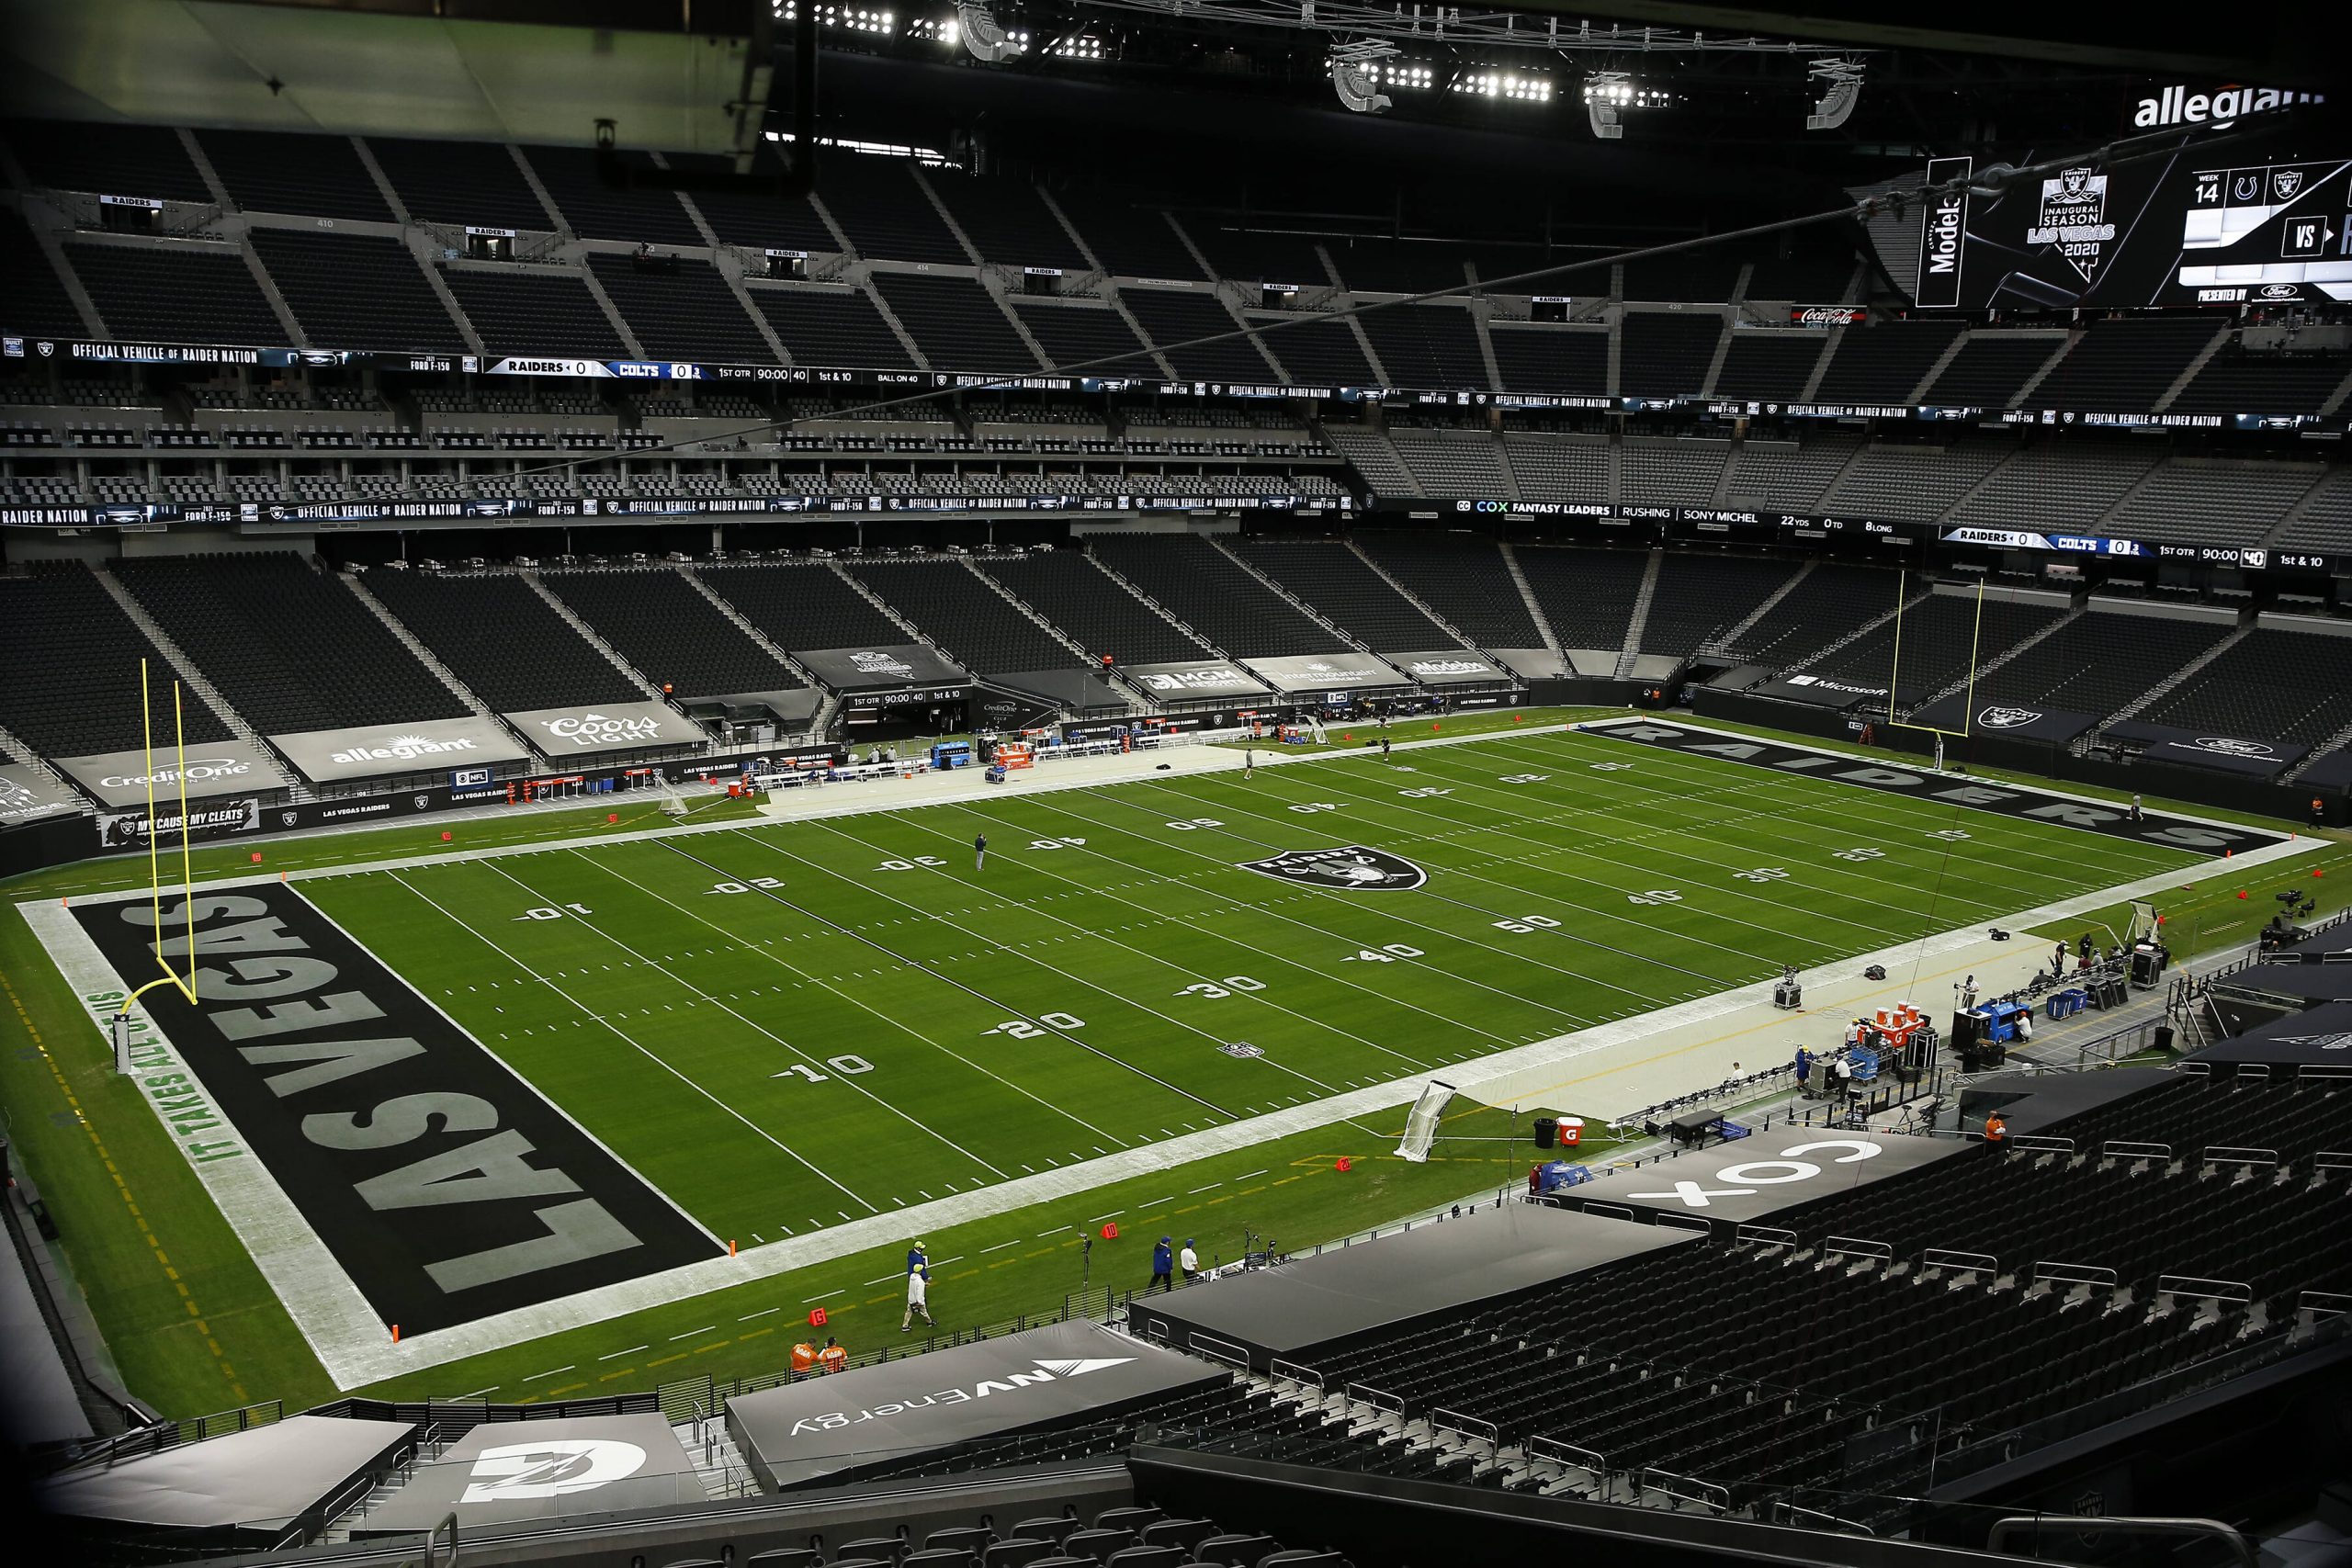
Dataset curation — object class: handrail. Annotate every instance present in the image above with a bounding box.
[2156,1275,2252,1303]
[1344,1382,1405,1416]
[1826,1235,1894,1262]
[1531,1434,1610,1477]
[1987,1515,2254,1568]
[1186,1331,1250,1371]
[2298,1289,2352,1317]
[1921,1247,2000,1274]
[1430,1406,1499,1444]
[1641,1466,1731,1511]
[2316,1150,2352,1171]
[2203,1145,2278,1168]
[1772,1501,1876,1536]
[2100,1140,2171,1160]
[1735,1224,1798,1248]
[1576,1201,1635,1222]
[1268,1358,1325,1392]
[1655,1212,1713,1235]
[2009,1134,2076,1154]
[2032,1259,2118,1290]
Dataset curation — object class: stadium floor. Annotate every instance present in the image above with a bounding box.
[6,715,2325,1408]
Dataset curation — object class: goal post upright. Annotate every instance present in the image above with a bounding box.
[1886,573,1987,745]
[116,658,199,1068]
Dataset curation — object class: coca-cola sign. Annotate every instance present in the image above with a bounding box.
[1788,306,1867,325]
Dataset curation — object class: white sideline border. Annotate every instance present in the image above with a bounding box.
[17,721,2321,1390]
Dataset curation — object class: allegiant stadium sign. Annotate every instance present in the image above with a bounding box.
[2132,83,2324,129]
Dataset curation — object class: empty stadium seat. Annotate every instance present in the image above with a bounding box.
[1230,539,1461,652]
[542,569,806,698]
[1088,535,1349,659]
[365,569,648,714]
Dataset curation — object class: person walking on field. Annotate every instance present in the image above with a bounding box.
[901,1262,933,1333]
[1244,749,1255,781]
[973,832,988,872]
[1179,1237,1200,1283]
[1148,1235,1176,1293]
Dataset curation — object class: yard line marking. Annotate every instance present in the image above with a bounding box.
[847,810,1483,1076]
[671,1325,716,1340]
[1188,1182,1223,1193]
[724,827,1251,1119]
[740,1307,781,1319]
[1089,1210,1124,1222]
[980,1239,1019,1252]
[525,1366,575,1381]
[1136,1197,1173,1208]
[385,870,876,1213]
[454,1386,499,1400]
[1237,1169,1268,1180]
[802,1289,844,1303]
[589,844,1114,1164]
[599,1345,649,1360]
[865,1273,900,1284]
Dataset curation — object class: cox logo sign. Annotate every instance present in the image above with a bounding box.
[1630,1137,1882,1209]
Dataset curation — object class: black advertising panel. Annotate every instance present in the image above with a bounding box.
[1897,124,2350,310]
[2104,719,2310,778]
[1916,156,1974,308]
[1905,695,2104,745]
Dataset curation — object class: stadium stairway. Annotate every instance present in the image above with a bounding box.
[2094,618,2255,735]
[516,569,673,701]
[1612,549,1664,680]
[1911,601,2086,708]
[341,568,521,747]
[1776,575,1928,677]
[954,554,1152,708]
[1497,543,1565,661]
[1342,539,1482,652]
[1206,536,1374,654]
[88,563,304,796]
[1701,558,1815,658]
[679,567,829,710]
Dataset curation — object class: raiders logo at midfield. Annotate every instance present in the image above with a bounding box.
[1238,845,1427,891]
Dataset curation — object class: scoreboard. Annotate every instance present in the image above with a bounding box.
[1896,131,2350,310]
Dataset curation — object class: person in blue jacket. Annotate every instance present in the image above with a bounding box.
[1793,1046,1814,1096]
[906,1240,927,1276]
[1148,1235,1175,1293]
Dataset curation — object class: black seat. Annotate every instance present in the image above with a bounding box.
[904,1551,976,1568]
[1103,1548,1185,1568]
[1141,1519,1217,1553]
[1094,1506,1164,1536]
[746,1551,820,1568]
[1062,1530,1135,1565]
[1259,1553,1351,1567]
[981,1542,1057,1568]
[837,1539,906,1563]
[1191,1537,1277,1568]
[929,1527,996,1554]
[1012,1518,1081,1546]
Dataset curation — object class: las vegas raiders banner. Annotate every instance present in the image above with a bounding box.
[1238,845,1428,892]
[1905,695,2102,745]
[268,716,529,785]
[352,1413,699,1538]
[727,1322,1221,1493]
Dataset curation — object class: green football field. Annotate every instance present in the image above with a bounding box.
[297,723,2195,1248]
[22,710,2312,1416]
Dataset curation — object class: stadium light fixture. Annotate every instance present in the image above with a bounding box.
[1584,70,1630,138]
[1329,39,1399,114]
[1806,56,1866,130]
[955,3,1028,61]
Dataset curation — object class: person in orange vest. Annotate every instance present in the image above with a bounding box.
[789,1339,819,1376]
[1983,1110,2008,1151]
[817,1336,848,1374]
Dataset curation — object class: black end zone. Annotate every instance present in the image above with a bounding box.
[76,884,720,1336]
[1589,723,2287,855]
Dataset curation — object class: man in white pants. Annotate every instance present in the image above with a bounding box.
[901,1264,933,1333]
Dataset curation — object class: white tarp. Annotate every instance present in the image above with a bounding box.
[1238,653,1412,694]
[269,716,528,784]
[52,739,280,808]
[503,701,708,755]
[0,761,87,827]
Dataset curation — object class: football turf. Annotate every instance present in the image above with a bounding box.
[297,724,2197,1253]
[14,712,2320,1415]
